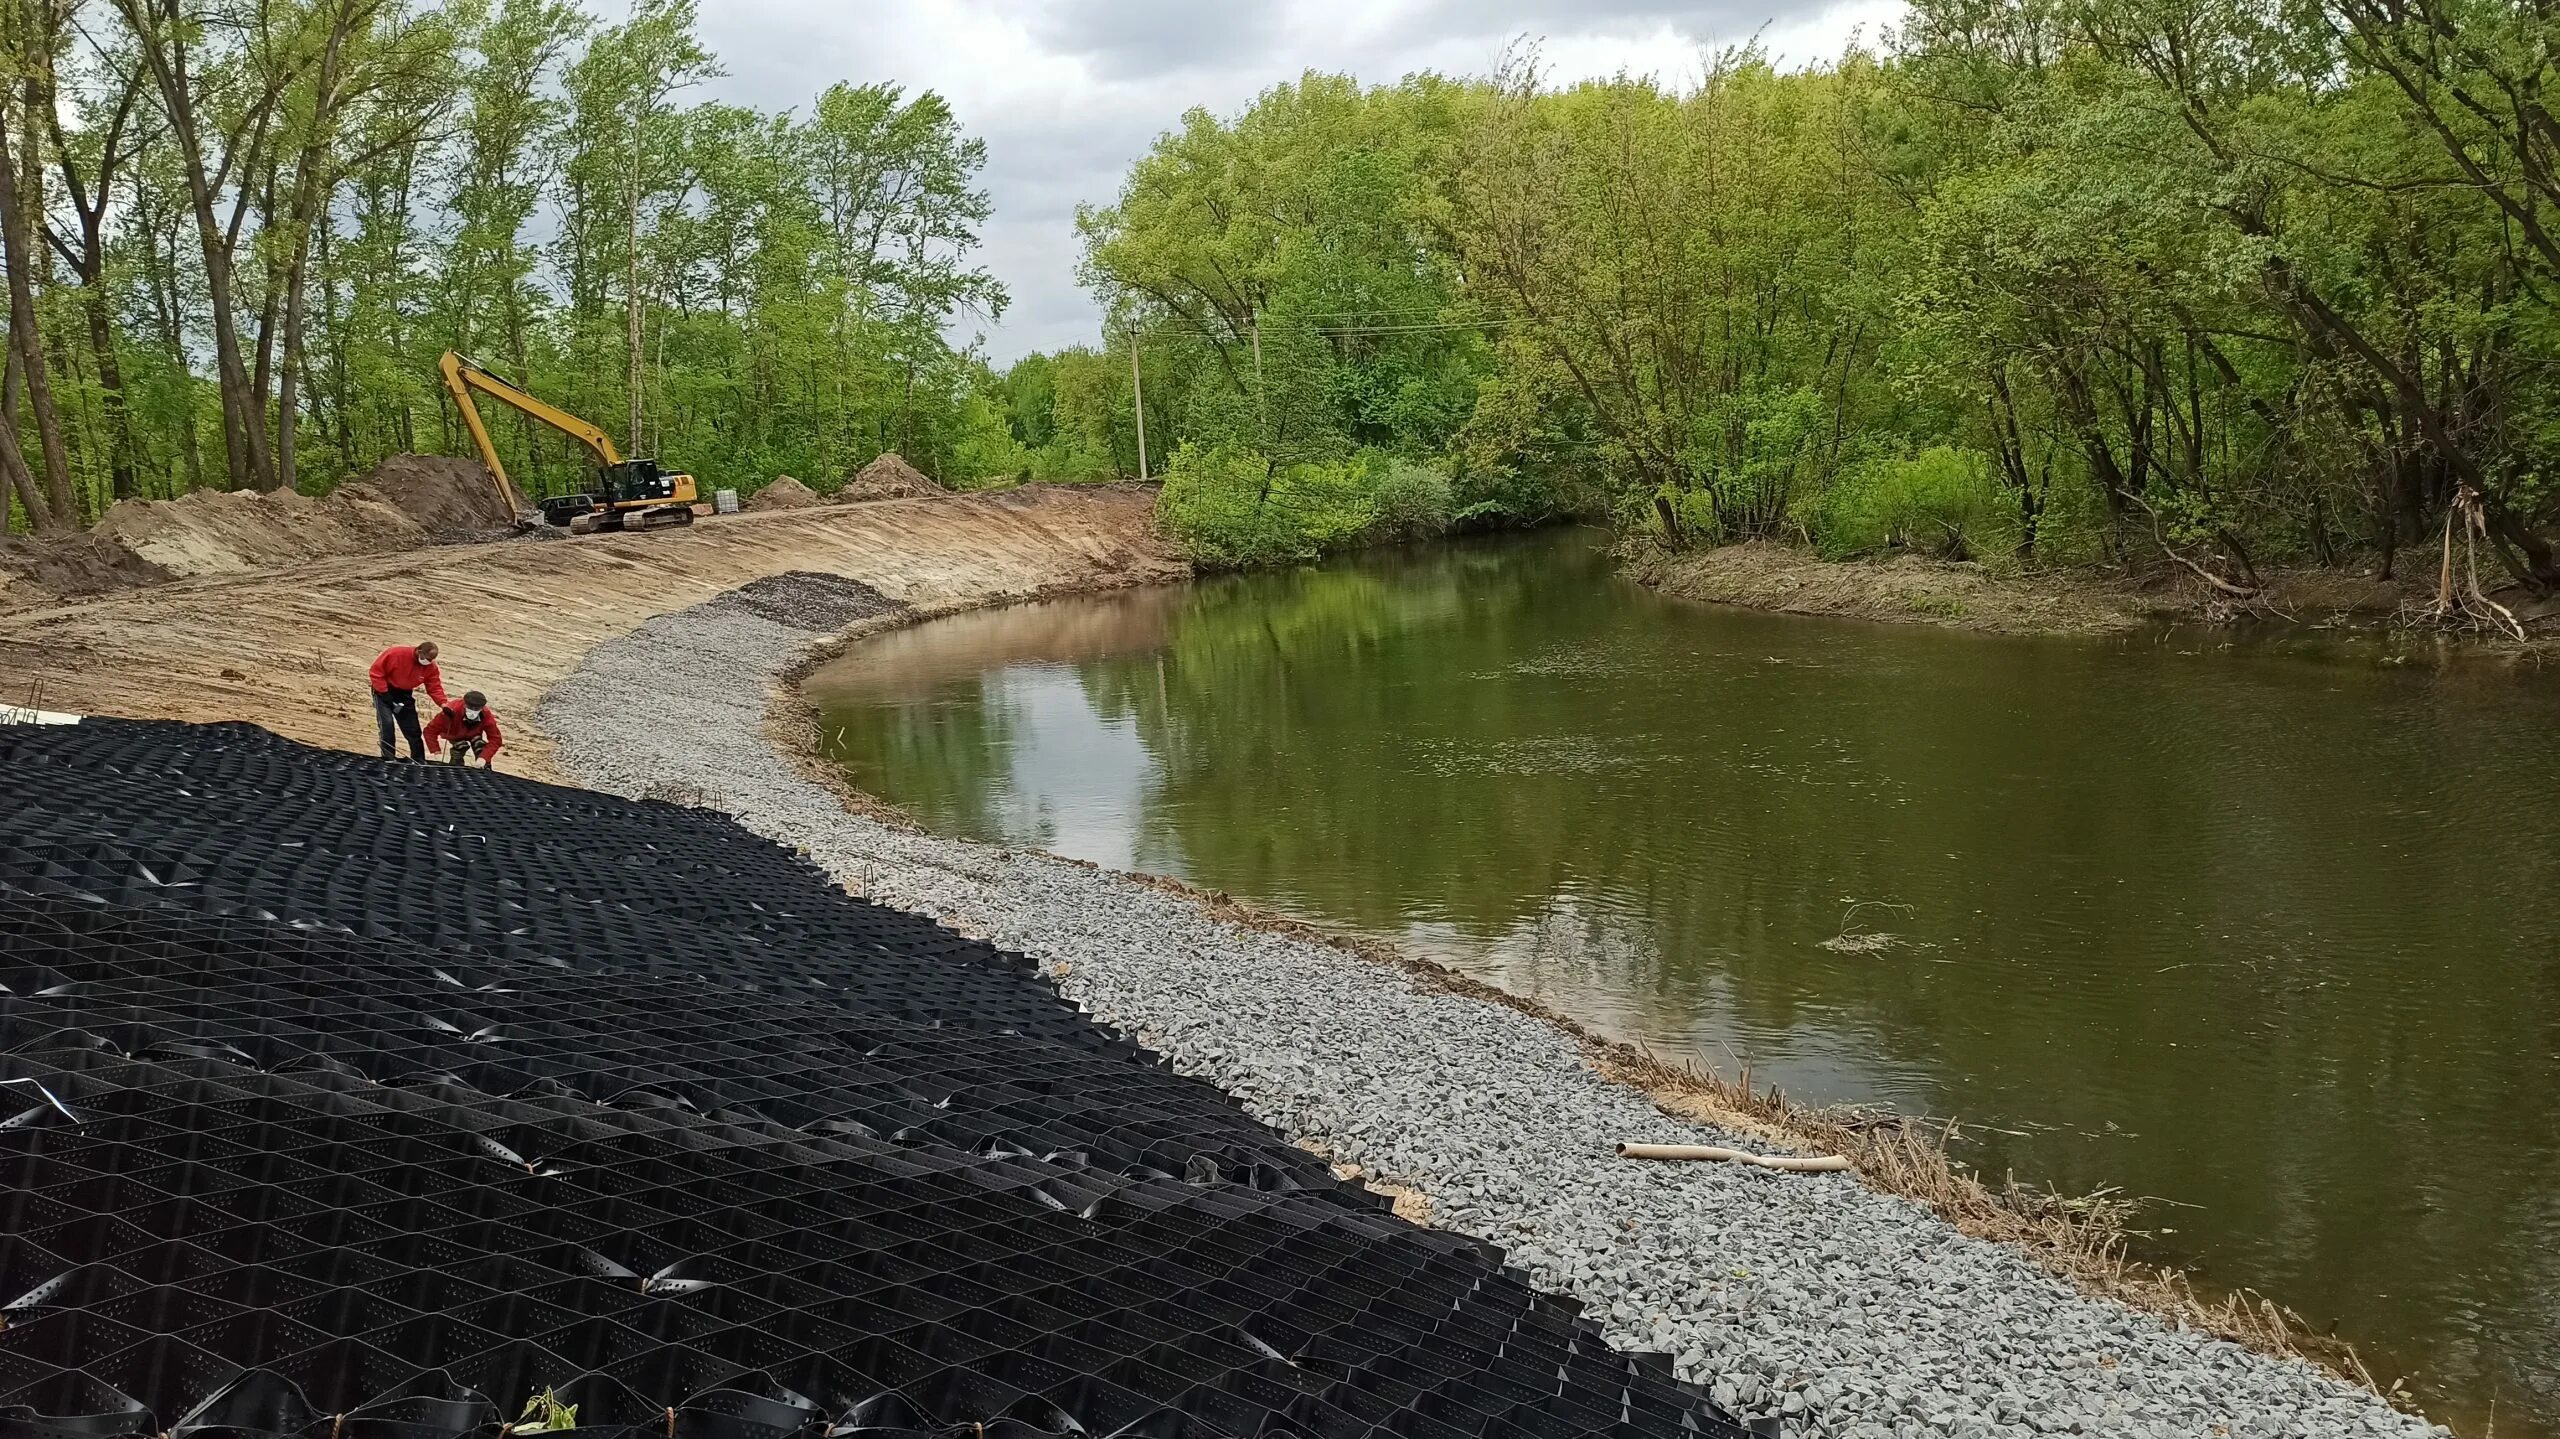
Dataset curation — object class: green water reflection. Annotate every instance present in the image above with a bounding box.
[806,530,2560,1431]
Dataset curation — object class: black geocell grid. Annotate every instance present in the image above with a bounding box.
[0,721,1761,1439]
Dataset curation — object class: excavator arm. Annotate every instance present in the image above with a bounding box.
[439,351,625,519]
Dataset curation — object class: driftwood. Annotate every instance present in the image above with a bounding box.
[2424,487,2528,642]
[1616,1142,1854,1173]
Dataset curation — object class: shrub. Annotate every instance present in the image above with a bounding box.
[1158,444,1343,567]
[1367,456,1456,541]
[1157,445,1454,567]
[1809,447,2010,561]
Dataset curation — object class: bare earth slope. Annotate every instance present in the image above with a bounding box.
[0,485,1174,782]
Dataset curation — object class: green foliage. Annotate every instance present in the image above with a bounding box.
[21,0,2560,598]
[1156,443,1453,567]
[1067,8,2560,581]
[1809,449,2009,562]
[1367,458,1456,541]
[0,0,1015,530]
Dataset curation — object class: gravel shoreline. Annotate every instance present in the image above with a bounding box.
[538,572,2444,1439]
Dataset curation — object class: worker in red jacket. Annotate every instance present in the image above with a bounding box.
[422,691,504,769]
[367,641,447,761]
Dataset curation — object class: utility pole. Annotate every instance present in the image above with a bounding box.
[1128,331,1148,481]
[626,101,644,453]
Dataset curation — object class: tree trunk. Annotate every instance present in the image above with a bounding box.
[0,402,51,532]
[47,64,141,503]
[75,280,134,502]
[0,86,73,528]
[279,261,310,492]
[120,0,275,493]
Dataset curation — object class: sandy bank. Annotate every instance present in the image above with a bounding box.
[1628,541,2560,647]
[0,484,1176,782]
[533,574,2442,1439]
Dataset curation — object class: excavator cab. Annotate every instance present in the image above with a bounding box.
[438,352,700,534]
[537,459,699,532]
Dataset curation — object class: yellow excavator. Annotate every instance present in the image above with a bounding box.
[439,351,698,533]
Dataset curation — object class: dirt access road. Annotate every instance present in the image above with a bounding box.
[0,485,1178,783]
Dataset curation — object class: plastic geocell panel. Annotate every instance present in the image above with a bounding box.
[0,720,1760,1439]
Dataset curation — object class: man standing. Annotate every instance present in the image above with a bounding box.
[368,641,447,761]
[423,691,504,769]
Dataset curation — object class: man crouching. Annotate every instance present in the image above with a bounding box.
[423,691,505,769]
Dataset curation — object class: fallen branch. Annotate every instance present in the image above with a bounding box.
[2125,492,2262,600]
[1617,1141,1853,1172]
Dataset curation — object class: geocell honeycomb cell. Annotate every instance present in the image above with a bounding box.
[0,721,1758,1439]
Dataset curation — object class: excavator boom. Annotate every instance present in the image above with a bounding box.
[438,352,691,533]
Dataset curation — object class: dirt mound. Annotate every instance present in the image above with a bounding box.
[701,571,904,630]
[0,530,171,607]
[92,486,428,581]
[746,474,823,512]
[840,452,945,502]
[0,454,524,612]
[343,453,515,539]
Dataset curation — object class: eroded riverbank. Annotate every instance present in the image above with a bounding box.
[535,566,2444,1439]
[1628,539,2560,653]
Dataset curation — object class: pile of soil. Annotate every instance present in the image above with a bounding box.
[0,453,519,611]
[0,530,171,603]
[746,474,823,512]
[839,452,945,502]
[341,453,516,539]
[92,487,429,580]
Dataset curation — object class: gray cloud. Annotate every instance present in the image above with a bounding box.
[1027,0,1287,80]
[1384,0,1811,43]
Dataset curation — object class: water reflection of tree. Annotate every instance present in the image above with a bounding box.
[815,673,1029,842]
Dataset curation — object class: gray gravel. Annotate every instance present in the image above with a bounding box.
[540,581,2445,1439]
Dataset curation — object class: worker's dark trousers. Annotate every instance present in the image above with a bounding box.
[373,688,425,761]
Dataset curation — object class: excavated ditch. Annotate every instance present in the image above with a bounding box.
[0,719,1757,1439]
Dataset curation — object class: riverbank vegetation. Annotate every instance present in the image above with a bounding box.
[0,0,1023,526]
[1048,0,2560,620]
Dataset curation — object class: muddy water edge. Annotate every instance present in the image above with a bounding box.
[804,527,2560,1433]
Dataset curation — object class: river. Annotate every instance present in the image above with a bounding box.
[804,528,2560,1432]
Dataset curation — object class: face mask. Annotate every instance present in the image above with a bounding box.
[463,708,483,724]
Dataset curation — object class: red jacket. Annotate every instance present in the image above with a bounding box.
[368,645,448,706]
[422,700,503,762]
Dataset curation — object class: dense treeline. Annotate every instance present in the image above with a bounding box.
[0,0,1023,531]
[1046,0,2560,598]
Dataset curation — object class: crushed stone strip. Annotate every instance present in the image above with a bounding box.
[537,578,2446,1439]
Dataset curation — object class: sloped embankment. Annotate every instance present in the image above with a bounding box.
[0,716,1757,1439]
[0,456,512,608]
[0,484,1176,781]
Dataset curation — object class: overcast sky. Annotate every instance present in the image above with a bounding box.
[670,0,1904,365]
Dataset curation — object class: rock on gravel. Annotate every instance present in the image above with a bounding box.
[538,582,2449,1439]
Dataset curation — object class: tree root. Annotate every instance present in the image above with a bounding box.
[2417,488,2528,642]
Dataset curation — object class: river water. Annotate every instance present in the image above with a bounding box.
[805,529,2560,1432]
